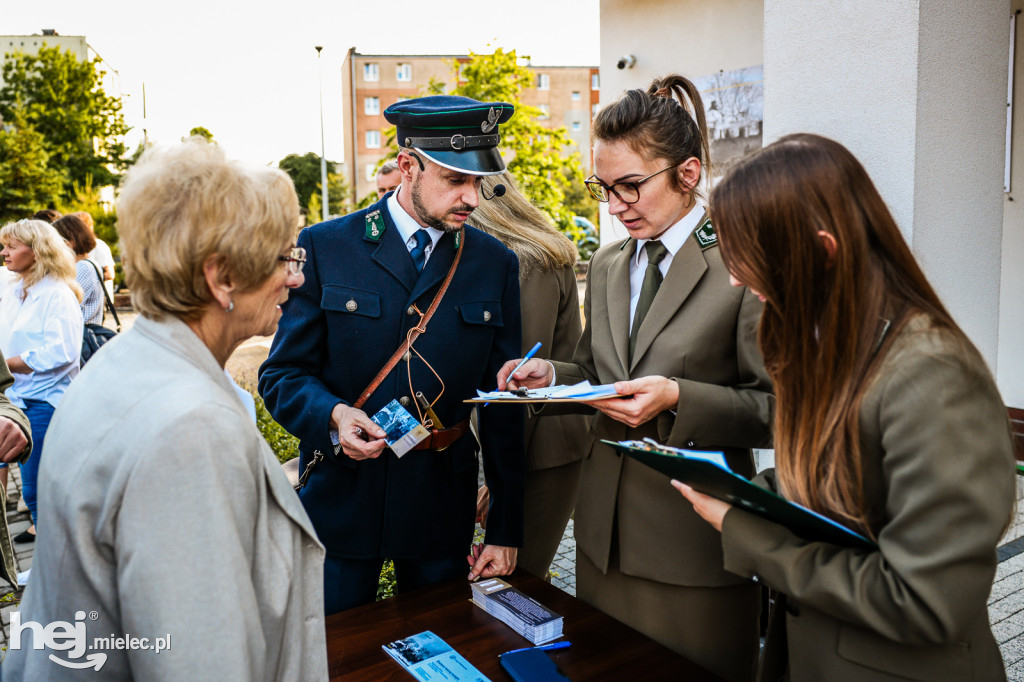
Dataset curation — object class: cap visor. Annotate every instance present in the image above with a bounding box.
[417,147,506,176]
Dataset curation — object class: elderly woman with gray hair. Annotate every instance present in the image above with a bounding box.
[4,140,328,680]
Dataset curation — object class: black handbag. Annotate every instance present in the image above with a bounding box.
[80,260,122,366]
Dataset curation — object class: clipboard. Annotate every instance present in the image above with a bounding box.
[604,440,878,551]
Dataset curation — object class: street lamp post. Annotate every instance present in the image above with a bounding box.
[316,46,329,223]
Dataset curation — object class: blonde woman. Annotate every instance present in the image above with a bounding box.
[472,172,590,579]
[0,219,83,539]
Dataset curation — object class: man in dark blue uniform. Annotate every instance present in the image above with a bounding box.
[259,96,525,614]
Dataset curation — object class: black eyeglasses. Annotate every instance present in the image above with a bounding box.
[585,164,677,204]
[277,247,306,275]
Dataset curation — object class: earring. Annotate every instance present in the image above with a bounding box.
[225,300,234,313]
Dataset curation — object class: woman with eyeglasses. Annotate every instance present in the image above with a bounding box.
[497,75,773,682]
[676,134,1014,682]
[4,139,328,680]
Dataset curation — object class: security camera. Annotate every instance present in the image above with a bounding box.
[617,54,636,70]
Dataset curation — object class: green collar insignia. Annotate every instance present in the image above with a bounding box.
[619,237,633,251]
[694,215,717,250]
[365,210,386,241]
[453,229,462,250]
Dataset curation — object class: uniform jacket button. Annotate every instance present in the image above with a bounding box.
[686,440,696,448]
[345,299,358,312]
[399,396,411,407]
[406,306,416,316]
[483,310,492,322]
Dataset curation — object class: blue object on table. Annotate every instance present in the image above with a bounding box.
[499,645,571,682]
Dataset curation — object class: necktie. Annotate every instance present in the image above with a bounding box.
[410,229,431,272]
[629,240,669,363]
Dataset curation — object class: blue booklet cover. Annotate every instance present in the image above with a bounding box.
[499,648,570,682]
[382,630,490,681]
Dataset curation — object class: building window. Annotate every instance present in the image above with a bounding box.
[364,63,379,82]
[364,96,380,115]
[571,91,581,102]
[591,73,600,90]
[592,103,600,118]
[396,63,412,82]
[537,73,550,90]
[537,104,550,120]
[366,130,381,149]
[366,164,378,182]
[571,121,582,132]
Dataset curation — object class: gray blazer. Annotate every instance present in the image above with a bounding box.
[3,315,328,680]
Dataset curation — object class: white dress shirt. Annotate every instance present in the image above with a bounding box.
[387,188,444,266]
[0,275,84,408]
[628,206,706,328]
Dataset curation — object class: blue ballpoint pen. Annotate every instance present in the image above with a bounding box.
[501,641,572,656]
[485,341,542,407]
[508,342,543,385]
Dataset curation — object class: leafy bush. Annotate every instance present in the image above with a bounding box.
[252,390,299,465]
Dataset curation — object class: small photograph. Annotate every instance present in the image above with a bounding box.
[372,399,422,445]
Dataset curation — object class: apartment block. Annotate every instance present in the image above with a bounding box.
[0,31,88,89]
[341,49,598,201]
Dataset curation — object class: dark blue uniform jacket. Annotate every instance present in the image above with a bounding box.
[259,196,525,560]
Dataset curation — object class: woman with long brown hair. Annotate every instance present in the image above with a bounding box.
[677,133,1015,681]
[471,172,588,580]
[498,75,774,682]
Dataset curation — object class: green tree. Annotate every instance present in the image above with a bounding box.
[449,49,587,235]
[0,109,64,223]
[278,153,350,219]
[0,45,129,197]
[187,126,214,142]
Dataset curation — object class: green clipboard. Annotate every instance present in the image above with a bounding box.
[604,440,878,551]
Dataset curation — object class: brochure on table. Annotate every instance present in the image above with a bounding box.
[382,630,490,682]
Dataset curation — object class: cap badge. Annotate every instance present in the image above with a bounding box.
[481,107,500,133]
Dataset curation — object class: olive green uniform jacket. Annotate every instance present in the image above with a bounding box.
[550,229,774,587]
[0,348,33,587]
[722,315,1015,682]
[517,264,589,576]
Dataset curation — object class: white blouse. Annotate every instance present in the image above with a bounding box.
[0,275,84,409]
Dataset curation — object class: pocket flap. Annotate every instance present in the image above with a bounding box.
[458,301,503,326]
[322,285,381,318]
[836,621,971,681]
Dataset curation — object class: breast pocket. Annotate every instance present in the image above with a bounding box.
[456,301,503,328]
[322,285,381,319]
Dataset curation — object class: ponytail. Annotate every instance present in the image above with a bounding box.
[594,74,711,199]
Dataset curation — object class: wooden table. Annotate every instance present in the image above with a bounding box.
[326,571,725,680]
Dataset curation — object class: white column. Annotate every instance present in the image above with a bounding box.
[764,0,1011,367]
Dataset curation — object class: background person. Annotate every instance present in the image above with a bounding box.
[52,214,104,327]
[2,140,328,680]
[72,211,116,298]
[497,75,773,682]
[0,219,83,544]
[0,347,32,587]
[376,160,401,198]
[260,96,525,615]
[471,172,589,579]
[677,133,1015,682]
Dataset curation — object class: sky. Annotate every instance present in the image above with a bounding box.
[6,0,600,167]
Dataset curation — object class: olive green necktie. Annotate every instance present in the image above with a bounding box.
[629,240,669,363]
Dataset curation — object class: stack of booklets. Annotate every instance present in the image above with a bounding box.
[470,578,563,644]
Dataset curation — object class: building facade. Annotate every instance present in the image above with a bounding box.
[340,49,598,201]
[0,31,88,89]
